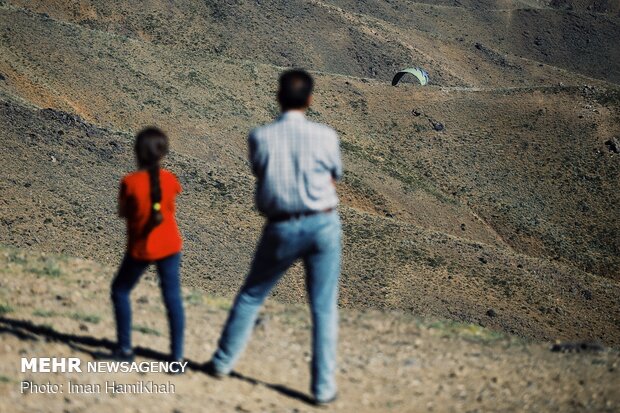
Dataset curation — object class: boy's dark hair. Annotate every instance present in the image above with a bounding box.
[277,69,314,110]
[134,127,169,238]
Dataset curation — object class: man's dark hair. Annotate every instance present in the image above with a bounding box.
[278,69,314,110]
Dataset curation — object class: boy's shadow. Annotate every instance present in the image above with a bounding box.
[0,316,314,405]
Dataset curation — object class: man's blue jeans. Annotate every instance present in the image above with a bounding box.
[212,211,342,401]
[111,253,184,360]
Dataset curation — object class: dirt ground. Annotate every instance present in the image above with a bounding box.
[1,248,618,412]
[0,1,619,411]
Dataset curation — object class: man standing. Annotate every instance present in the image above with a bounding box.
[206,69,342,405]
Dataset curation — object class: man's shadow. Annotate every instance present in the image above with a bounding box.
[0,316,315,405]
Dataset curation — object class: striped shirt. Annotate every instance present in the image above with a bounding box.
[249,111,343,217]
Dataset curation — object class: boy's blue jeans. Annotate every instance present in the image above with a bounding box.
[111,253,184,360]
[211,211,342,402]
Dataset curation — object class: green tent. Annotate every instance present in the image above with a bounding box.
[392,68,429,86]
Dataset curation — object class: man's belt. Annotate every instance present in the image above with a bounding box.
[267,208,334,223]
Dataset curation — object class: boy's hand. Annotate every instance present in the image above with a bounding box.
[118,199,127,218]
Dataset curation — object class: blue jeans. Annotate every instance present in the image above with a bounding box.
[211,211,342,402]
[111,253,184,360]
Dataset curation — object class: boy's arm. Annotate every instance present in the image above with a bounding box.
[118,181,128,218]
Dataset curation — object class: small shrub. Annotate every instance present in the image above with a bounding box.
[0,303,14,315]
[7,251,27,265]
[132,325,161,336]
[428,319,505,343]
[413,123,428,133]
[426,256,446,268]
[70,312,101,324]
[33,309,56,318]
[29,261,62,277]
[185,290,203,306]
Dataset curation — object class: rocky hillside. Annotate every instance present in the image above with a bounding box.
[0,248,618,412]
[0,0,619,348]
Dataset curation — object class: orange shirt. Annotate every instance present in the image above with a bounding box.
[119,169,183,261]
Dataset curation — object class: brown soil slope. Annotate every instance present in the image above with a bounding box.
[0,0,619,346]
[0,248,618,413]
[9,0,620,83]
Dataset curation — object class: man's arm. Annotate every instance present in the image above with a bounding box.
[329,131,343,182]
[248,131,265,178]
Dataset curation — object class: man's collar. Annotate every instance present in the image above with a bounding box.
[280,110,306,121]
